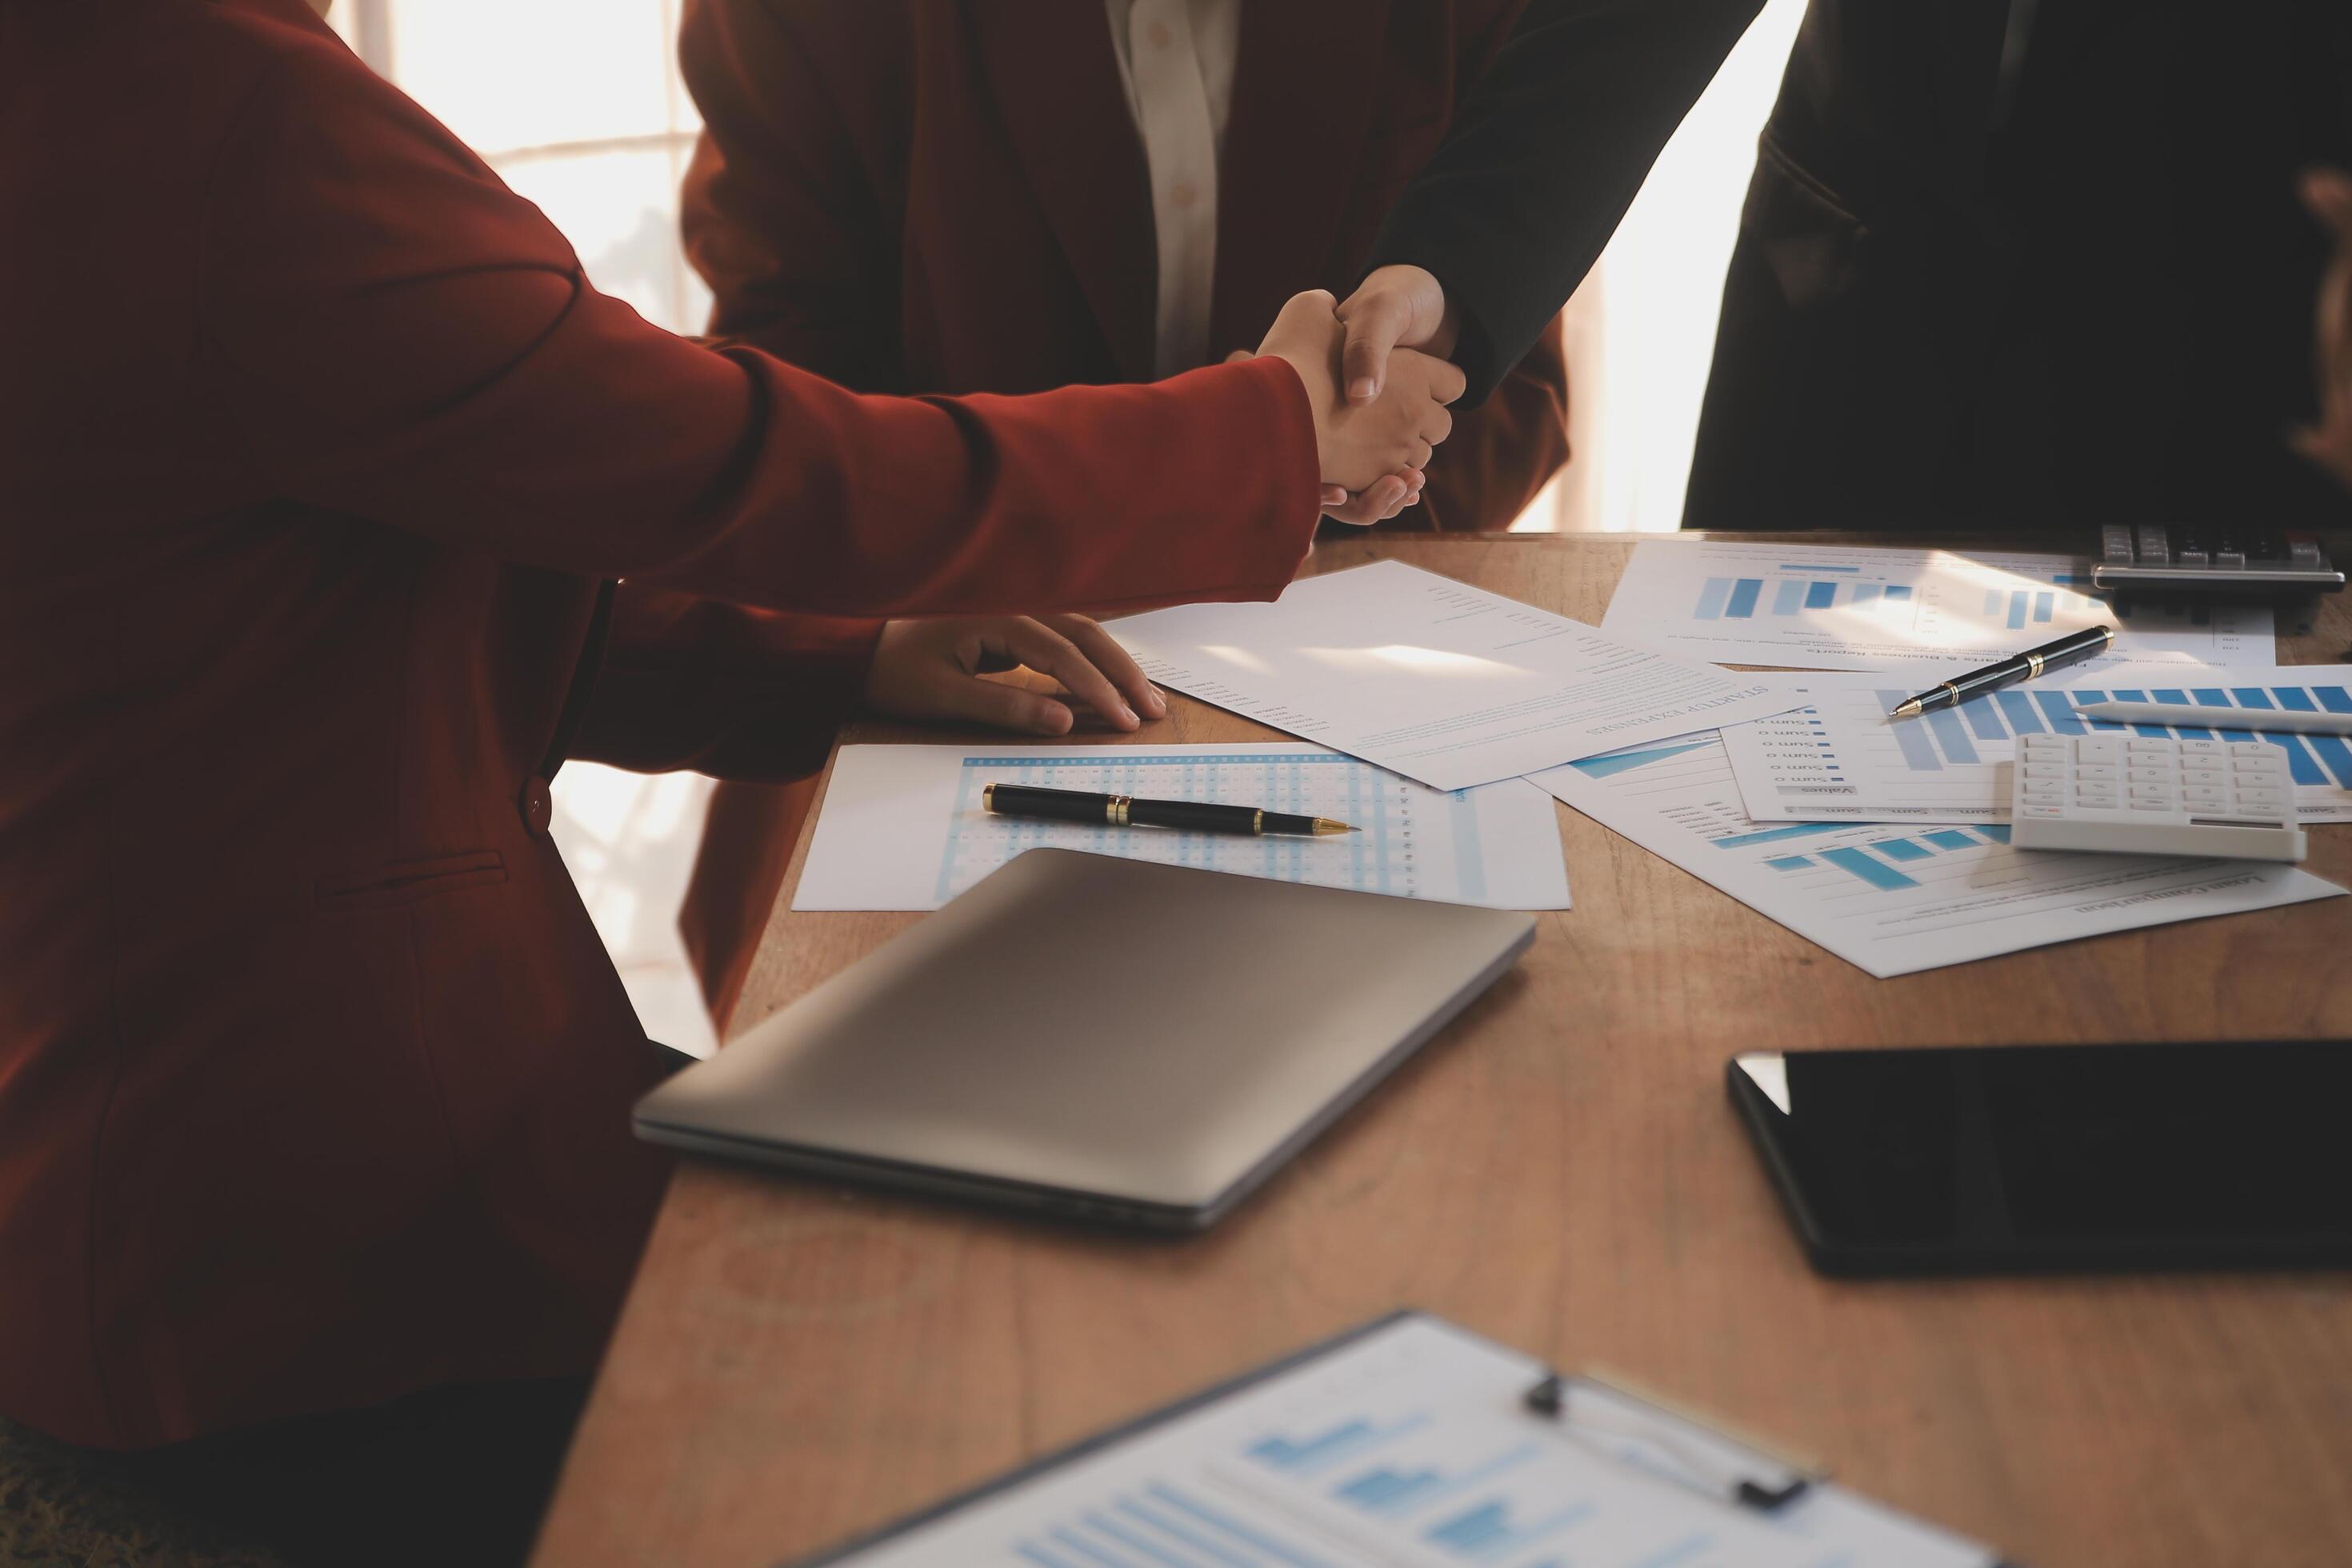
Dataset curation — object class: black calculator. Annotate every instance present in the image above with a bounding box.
[2091,523,2344,602]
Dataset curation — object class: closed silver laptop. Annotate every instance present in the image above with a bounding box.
[634,848,1535,1230]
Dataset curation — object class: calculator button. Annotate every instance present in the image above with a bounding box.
[2126,739,2175,753]
[2182,769,2226,787]
[2074,765,2118,781]
[2129,798,2173,810]
[2128,782,2174,798]
[2019,737,2066,757]
[2230,742,2273,757]
[2126,768,2175,783]
[2179,739,2223,756]
[2075,738,2122,764]
[2018,803,2067,818]
[2238,791,2285,810]
[2183,785,2226,804]
[2022,786,2066,804]
[2022,763,2065,778]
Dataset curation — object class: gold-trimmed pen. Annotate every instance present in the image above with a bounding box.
[982,782,1357,837]
[1886,624,2115,719]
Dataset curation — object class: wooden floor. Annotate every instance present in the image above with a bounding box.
[536,534,2352,1568]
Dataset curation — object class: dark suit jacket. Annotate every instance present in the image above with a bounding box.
[0,0,1324,1448]
[1368,0,1766,404]
[1368,0,2352,534]
[1684,0,2352,535]
[674,0,1576,1025]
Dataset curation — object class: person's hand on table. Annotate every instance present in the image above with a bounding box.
[2295,168,2352,490]
[1256,290,1463,522]
[863,615,1166,736]
[1335,264,1461,407]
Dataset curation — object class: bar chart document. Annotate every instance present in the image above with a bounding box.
[803,1313,1998,1568]
[1602,541,2274,670]
[1106,562,1798,791]
[1530,734,2341,978]
[1723,666,2352,825]
[794,743,1571,912]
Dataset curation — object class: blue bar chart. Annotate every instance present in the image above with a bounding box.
[1330,1441,1534,1518]
[1979,579,2099,630]
[1607,539,2271,671]
[1422,1497,1593,1558]
[1248,1414,1427,1475]
[1764,831,2010,891]
[1694,573,1913,622]
[1870,684,2352,789]
[1718,670,2352,826]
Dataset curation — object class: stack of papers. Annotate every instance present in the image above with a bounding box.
[1096,550,2342,975]
[798,549,2342,974]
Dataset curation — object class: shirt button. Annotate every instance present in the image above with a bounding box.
[1146,19,1172,48]
[1170,180,1198,210]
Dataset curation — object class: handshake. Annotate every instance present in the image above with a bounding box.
[1252,267,1461,526]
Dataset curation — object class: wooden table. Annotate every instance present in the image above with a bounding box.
[534,534,2352,1568]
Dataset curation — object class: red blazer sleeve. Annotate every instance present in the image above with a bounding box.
[570,586,880,779]
[678,0,903,386]
[195,58,1322,622]
[1418,313,1570,530]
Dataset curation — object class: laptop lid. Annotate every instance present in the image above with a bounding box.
[633,849,1535,1229]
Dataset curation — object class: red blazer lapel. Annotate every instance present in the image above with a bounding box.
[970,0,1158,383]
[1210,0,1393,358]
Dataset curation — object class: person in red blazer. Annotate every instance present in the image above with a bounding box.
[674,0,1573,1026]
[0,0,1462,1498]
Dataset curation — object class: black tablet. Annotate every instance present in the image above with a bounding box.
[1728,1040,2352,1276]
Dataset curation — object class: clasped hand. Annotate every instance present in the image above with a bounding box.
[1255,287,1464,526]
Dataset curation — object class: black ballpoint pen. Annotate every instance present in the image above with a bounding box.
[1888,624,2116,718]
[982,782,1357,837]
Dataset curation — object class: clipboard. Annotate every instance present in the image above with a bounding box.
[788,1310,2017,1567]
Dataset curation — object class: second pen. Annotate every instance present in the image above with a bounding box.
[982,782,1356,838]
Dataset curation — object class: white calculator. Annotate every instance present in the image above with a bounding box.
[2009,732,2306,862]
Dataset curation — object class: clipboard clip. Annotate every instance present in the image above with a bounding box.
[1522,1373,1815,1513]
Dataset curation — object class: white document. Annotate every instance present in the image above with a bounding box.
[1724,666,2352,825]
[1106,562,1799,791]
[795,743,1570,913]
[826,1313,1998,1568]
[1531,733,2342,978]
[1602,540,2274,670]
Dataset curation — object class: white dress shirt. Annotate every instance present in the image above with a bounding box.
[1104,0,1241,379]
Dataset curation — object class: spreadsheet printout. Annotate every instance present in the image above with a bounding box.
[1722,666,2352,825]
[794,743,1571,912]
[1105,562,1799,791]
[1601,541,2274,670]
[806,1314,1997,1568]
[1530,734,2341,978]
